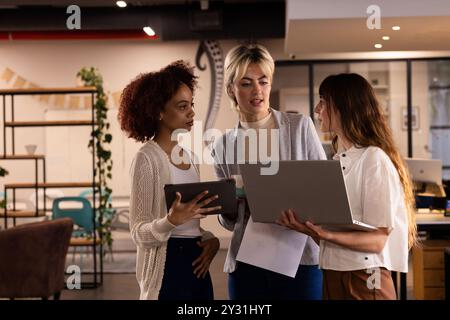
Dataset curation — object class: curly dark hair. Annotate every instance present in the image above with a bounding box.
[118,60,198,142]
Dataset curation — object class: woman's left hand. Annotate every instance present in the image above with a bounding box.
[276,209,333,241]
[192,237,220,278]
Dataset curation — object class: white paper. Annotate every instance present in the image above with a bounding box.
[236,216,307,277]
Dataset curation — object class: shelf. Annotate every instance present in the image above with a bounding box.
[430,125,450,130]
[0,86,97,95]
[0,210,46,218]
[429,85,450,90]
[70,237,102,246]
[0,85,103,285]
[5,120,97,127]
[0,154,45,160]
[4,182,99,189]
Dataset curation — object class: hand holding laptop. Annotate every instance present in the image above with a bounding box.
[276,209,332,241]
[239,161,378,231]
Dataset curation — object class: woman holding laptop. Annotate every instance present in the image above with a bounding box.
[119,61,221,300]
[277,73,417,300]
[212,44,326,300]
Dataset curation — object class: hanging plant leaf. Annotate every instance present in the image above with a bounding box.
[78,66,114,250]
[0,166,8,208]
[0,167,9,177]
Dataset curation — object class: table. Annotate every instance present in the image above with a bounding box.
[398,211,450,300]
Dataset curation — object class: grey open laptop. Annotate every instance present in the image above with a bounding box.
[239,160,378,231]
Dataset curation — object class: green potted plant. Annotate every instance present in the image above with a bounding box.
[77,67,114,252]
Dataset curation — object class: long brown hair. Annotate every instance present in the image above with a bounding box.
[319,73,417,248]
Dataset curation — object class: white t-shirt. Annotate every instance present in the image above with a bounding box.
[239,110,277,162]
[169,154,202,238]
[319,146,409,273]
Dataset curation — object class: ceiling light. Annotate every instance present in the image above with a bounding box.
[382,36,390,40]
[374,44,383,49]
[200,0,209,10]
[143,26,156,36]
[392,26,400,31]
[116,1,127,8]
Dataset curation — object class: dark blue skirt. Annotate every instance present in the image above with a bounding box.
[228,261,323,300]
[158,237,214,300]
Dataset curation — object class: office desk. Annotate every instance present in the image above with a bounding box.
[416,211,450,231]
[399,211,450,300]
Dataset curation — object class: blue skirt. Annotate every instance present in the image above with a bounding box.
[158,237,214,300]
[228,261,323,300]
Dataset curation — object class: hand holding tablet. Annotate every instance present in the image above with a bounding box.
[166,190,221,226]
[164,179,238,219]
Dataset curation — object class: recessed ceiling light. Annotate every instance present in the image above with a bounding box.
[382,36,390,40]
[374,44,383,49]
[116,1,127,8]
[143,26,156,36]
[392,26,400,31]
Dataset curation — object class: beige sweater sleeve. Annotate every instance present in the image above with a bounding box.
[129,151,175,249]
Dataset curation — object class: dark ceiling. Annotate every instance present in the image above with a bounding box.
[1,0,281,7]
[0,0,285,40]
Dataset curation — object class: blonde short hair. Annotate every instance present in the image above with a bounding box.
[224,44,275,109]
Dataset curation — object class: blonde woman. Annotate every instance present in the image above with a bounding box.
[277,73,417,300]
[212,44,326,300]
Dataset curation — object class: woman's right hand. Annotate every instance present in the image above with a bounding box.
[167,190,221,226]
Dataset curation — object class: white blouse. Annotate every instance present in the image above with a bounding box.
[169,158,202,238]
[319,146,409,273]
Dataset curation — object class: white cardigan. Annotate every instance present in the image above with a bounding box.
[129,140,215,300]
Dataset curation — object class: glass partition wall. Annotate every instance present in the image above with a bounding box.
[274,58,450,170]
[420,60,450,179]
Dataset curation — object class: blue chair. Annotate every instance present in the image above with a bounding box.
[78,188,116,226]
[79,189,117,260]
[52,197,94,238]
[52,196,99,268]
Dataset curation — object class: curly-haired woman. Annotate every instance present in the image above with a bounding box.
[118,61,221,300]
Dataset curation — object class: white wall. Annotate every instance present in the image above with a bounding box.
[0,38,287,244]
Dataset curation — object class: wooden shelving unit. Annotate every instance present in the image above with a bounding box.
[4,182,99,189]
[0,210,46,218]
[0,86,103,287]
[1,154,45,159]
[5,120,97,127]
[0,87,99,95]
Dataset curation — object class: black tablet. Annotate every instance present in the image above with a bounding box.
[164,179,237,217]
